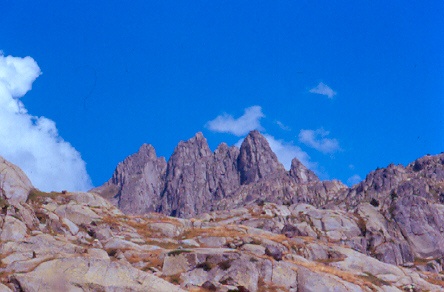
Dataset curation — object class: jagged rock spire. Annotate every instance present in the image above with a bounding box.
[289,158,319,184]
[238,130,285,184]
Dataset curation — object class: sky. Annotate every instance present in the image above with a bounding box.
[0,1,443,191]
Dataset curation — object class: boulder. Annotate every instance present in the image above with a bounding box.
[10,257,185,291]
[0,156,33,204]
[0,215,28,241]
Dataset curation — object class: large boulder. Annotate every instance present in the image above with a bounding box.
[0,156,33,204]
[10,257,185,292]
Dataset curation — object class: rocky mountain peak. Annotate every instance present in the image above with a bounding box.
[137,143,157,159]
[238,130,285,184]
[289,157,319,184]
[172,132,212,160]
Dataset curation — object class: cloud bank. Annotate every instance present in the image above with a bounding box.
[298,128,341,154]
[0,54,92,191]
[309,82,336,98]
[206,105,264,136]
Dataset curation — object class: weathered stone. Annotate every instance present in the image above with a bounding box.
[162,252,197,276]
[198,236,227,248]
[290,158,319,184]
[10,257,185,291]
[241,244,266,256]
[238,130,286,185]
[87,248,110,260]
[0,156,33,204]
[54,203,100,225]
[61,217,79,235]
[298,266,365,292]
[0,215,28,241]
[148,222,183,238]
[271,261,298,290]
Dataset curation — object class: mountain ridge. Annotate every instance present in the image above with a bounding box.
[92,131,444,220]
[0,144,443,290]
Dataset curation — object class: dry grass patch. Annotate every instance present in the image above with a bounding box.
[126,249,164,269]
[182,225,246,239]
[421,271,444,287]
[162,273,182,285]
[287,256,382,291]
[257,278,288,292]
[144,239,179,249]
[358,272,391,287]
[27,189,68,205]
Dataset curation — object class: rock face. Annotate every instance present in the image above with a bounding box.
[93,144,167,214]
[93,131,326,218]
[237,130,285,184]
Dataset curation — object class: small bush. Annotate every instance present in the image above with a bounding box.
[27,189,64,202]
[370,198,380,207]
[169,274,181,285]
[196,261,213,271]
[358,272,390,287]
[218,260,232,271]
[0,197,9,209]
[249,257,258,263]
[167,249,191,256]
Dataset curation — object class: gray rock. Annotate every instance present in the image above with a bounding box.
[0,215,28,241]
[238,130,286,184]
[54,202,100,225]
[390,194,444,258]
[198,236,227,248]
[10,257,185,292]
[91,144,167,215]
[0,156,33,204]
[289,158,319,184]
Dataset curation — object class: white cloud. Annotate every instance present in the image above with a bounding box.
[276,120,291,131]
[298,128,341,154]
[309,82,336,98]
[263,134,315,171]
[0,54,92,191]
[347,174,362,186]
[206,105,264,136]
[213,106,318,172]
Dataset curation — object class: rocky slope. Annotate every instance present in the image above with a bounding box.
[1,155,444,291]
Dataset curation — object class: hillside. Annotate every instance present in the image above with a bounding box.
[0,134,443,291]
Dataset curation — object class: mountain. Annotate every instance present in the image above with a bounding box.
[92,130,444,267]
[0,133,443,291]
[92,131,347,218]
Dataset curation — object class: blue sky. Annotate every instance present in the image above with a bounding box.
[0,1,443,191]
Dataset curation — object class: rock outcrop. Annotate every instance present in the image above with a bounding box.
[0,156,33,204]
[90,132,444,273]
[93,131,333,218]
[93,144,167,214]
